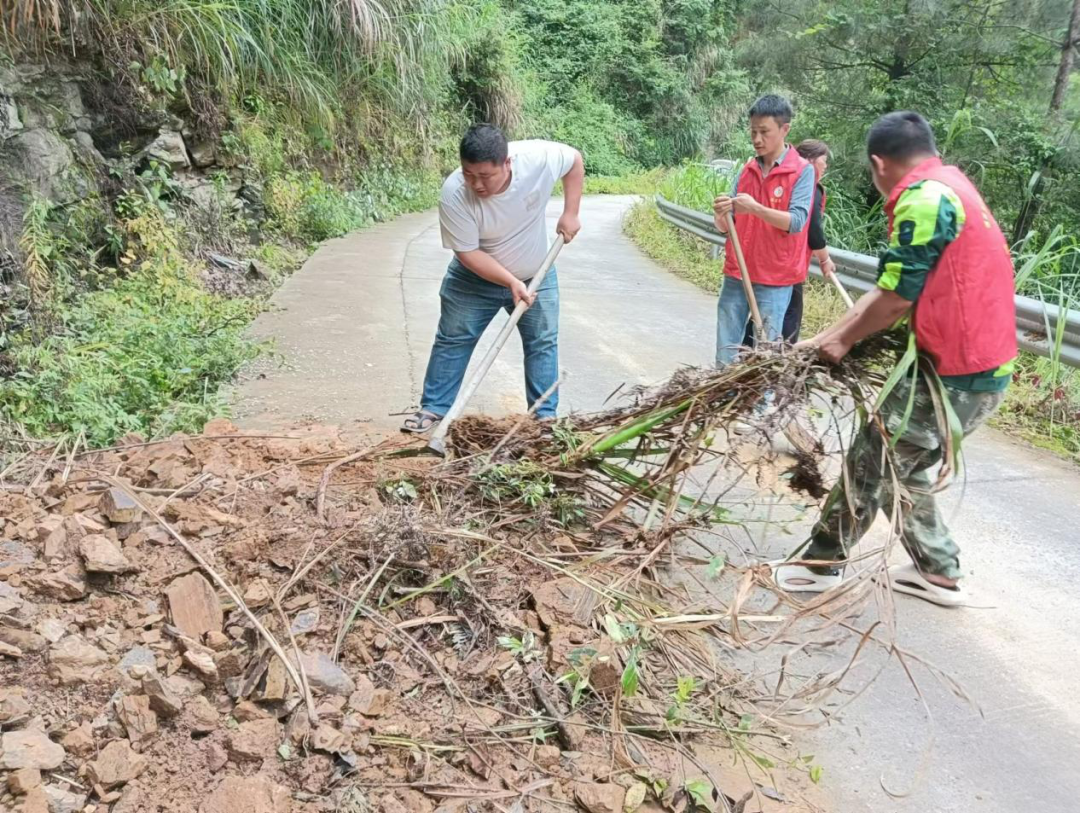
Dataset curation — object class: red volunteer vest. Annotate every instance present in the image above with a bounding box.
[723,148,811,286]
[886,157,1017,376]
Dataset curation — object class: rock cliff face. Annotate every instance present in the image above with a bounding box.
[1,63,107,207]
[0,60,246,251]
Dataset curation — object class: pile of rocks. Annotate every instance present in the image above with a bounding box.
[0,420,725,813]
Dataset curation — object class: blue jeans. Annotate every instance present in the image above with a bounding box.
[715,275,794,366]
[421,260,560,419]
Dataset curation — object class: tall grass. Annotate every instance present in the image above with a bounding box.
[2,0,478,135]
[658,162,734,211]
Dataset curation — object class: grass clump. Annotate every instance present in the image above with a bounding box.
[2,204,262,446]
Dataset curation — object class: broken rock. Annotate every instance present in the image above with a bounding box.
[59,723,94,757]
[33,565,87,601]
[298,651,355,696]
[0,580,24,614]
[259,657,287,702]
[142,674,183,717]
[22,787,50,813]
[99,488,142,524]
[227,718,280,761]
[48,635,109,684]
[0,639,21,658]
[213,647,245,679]
[117,695,158,745]
[37,619,68,644]
[118,646,157,676]
[199,776,292,813]
[43,784,86,813]
[232,701,267,722]
[85,740,147,788]
[42,524,70,563]
[0,624,46,653]
[310,724,346,754]
[243,579,272,609]
[205,741,229,772]
[205,631,230,651]
[188,695,219,734]
[573,782,626,813]
[8,767,42,795]
[78,534,134,574]
[183,649,219,682]
[166,572,223,639]
[0,539,34,569]
[0,730,66,771]
[0,689,32,725]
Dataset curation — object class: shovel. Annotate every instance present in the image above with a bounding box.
[823,264,854,307]
[726,212,764,335]
[427,235,566,456]
[727,213,822,456]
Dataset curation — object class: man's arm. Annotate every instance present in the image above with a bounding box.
[455,250,534,306]
[800,180,963,363]
[808,288,912,363]
[715,162,813,233]
[440,184,532,305]
[557,150,585,243]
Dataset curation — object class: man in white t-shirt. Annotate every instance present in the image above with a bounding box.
[402,124,584,432]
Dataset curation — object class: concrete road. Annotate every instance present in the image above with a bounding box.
[233,196,1080,812]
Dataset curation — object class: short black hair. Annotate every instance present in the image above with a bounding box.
[748,94,793,125]
[460,123,508,165]
[866,111,937,161]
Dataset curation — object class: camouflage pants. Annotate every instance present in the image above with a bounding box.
[805,373,1006,580]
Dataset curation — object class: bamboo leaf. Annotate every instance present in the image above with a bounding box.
[621,646,640,697]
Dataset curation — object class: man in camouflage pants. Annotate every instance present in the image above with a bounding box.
[774,111,1017,607]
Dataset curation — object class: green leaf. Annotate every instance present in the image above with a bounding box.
[621,647,640,697]
[277,742,292,760]
[497,635,522,651]
[684,779,715,811]
[707,555,726,579]
[750,752,776,770]
[809,764,824,784]
[676,675,695,703]
[603,613,626,644]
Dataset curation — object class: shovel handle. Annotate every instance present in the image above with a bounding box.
[824,268,855,308]
[726,213,764,335]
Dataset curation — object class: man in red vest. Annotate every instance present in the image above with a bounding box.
[713,94,815,365]
[774,111,1017,606]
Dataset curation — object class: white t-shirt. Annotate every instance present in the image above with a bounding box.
[439,140,577,280]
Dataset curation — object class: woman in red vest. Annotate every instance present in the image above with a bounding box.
[713,95,816,366]
[774,111,1017,607]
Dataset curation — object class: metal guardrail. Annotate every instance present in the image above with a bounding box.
[655,194,1080,369]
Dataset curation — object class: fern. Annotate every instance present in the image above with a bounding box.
[18,198,55,309]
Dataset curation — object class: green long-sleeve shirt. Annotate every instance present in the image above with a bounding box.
[876,179,1014,392]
